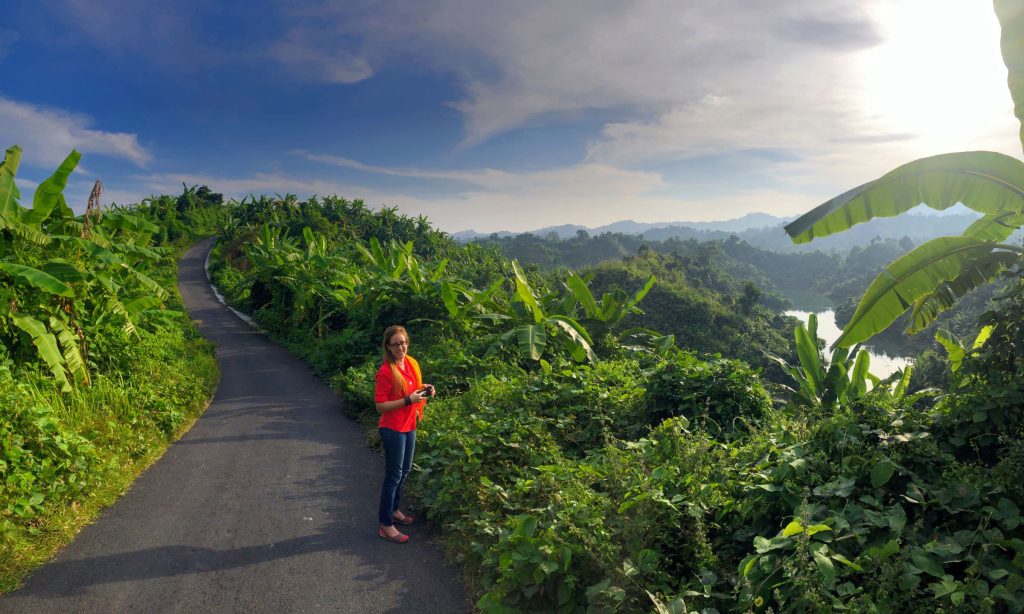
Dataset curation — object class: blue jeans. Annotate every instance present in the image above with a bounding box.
[378,428,416,526]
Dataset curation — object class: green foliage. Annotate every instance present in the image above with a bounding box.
[585,248,796,377]
[935,324,993,374]
[645,352,772,438]
[481,260,599,363]
[1,312,218,591]
[0,388,95,532]
[832,236,1021,348]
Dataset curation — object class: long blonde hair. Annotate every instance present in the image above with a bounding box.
[382,325,420,395]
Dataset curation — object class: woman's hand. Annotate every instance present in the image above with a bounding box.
[412,384,435,402]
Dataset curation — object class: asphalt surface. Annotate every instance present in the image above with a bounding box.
[2,238,469,613]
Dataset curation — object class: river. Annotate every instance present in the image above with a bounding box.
[784,310,911,379]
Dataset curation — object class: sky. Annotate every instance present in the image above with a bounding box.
[1,0,1020,234]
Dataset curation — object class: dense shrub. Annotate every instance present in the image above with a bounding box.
[0,383,96,537]
[645,351,773,438]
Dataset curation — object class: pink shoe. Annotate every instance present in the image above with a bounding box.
[378,527,409,543]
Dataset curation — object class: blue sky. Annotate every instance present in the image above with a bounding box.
[2,0,1019,233]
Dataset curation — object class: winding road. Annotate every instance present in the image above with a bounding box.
[2,238,468,613]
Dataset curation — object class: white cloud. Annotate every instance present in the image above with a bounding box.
[0,97,151,167]
[330,0,881,147]
[294,149,523,186]
[267,29,373,84]
[311,1,1017,179]
[578,0,1021,203]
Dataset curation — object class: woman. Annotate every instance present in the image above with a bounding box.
[374,325,434,543]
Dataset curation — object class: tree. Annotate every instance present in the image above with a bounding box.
[783,1,1024,348]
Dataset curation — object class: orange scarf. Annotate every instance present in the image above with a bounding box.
[388,355,422,395]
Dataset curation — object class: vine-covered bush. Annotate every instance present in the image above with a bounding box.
[644,351,773,438]
[0,385,96,535]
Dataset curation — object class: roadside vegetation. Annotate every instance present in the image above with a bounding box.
[0,147,222,592]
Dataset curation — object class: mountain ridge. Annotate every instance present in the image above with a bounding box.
[452,212,788,241]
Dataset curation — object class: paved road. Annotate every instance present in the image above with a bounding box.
[2,238,468,613]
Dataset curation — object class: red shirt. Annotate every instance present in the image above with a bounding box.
[374,357,423,432]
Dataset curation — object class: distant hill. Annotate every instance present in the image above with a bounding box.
[453,212,788,242]
[453,211,1012,253]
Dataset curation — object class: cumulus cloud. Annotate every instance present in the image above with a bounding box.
[0,97,151,167]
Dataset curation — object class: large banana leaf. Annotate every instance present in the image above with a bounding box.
[23,150,80,225]
[12,314,70,391]
[995,0,1024,150]
[962,211,1024,240]
[793,315,823,395]
[429,258,449,282]
[785,152,1024,244]
[834,237,1023,347]
[907,249,1019,332]
[440,280,460,316]
[100,212,160,235]
[623,274,656,312]
[0,262,74,296]
[848,350,871,399]
[515,323,547,360]
[41,260,88,283]
[566,273,599,318]
[0,145,22,219]
[106,296,139,337]
[0,145,51,246]
[127,268,169,300]
[124,295,164,316]
[511,260,543,324]
[549,314,597,363]
[50,316,88,385]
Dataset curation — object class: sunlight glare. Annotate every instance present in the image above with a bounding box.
[855,0,1017,155]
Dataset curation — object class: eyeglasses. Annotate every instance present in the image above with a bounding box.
[389,341,409,349]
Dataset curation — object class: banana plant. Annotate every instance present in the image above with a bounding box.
[352,235,463,313]
[783,1,1024,348]
[242,224,356,335]
[482,260,597,362]
[766,314,887,410]
[0,145,69,254]
[564,270,656,338]
[1,145,171,390]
